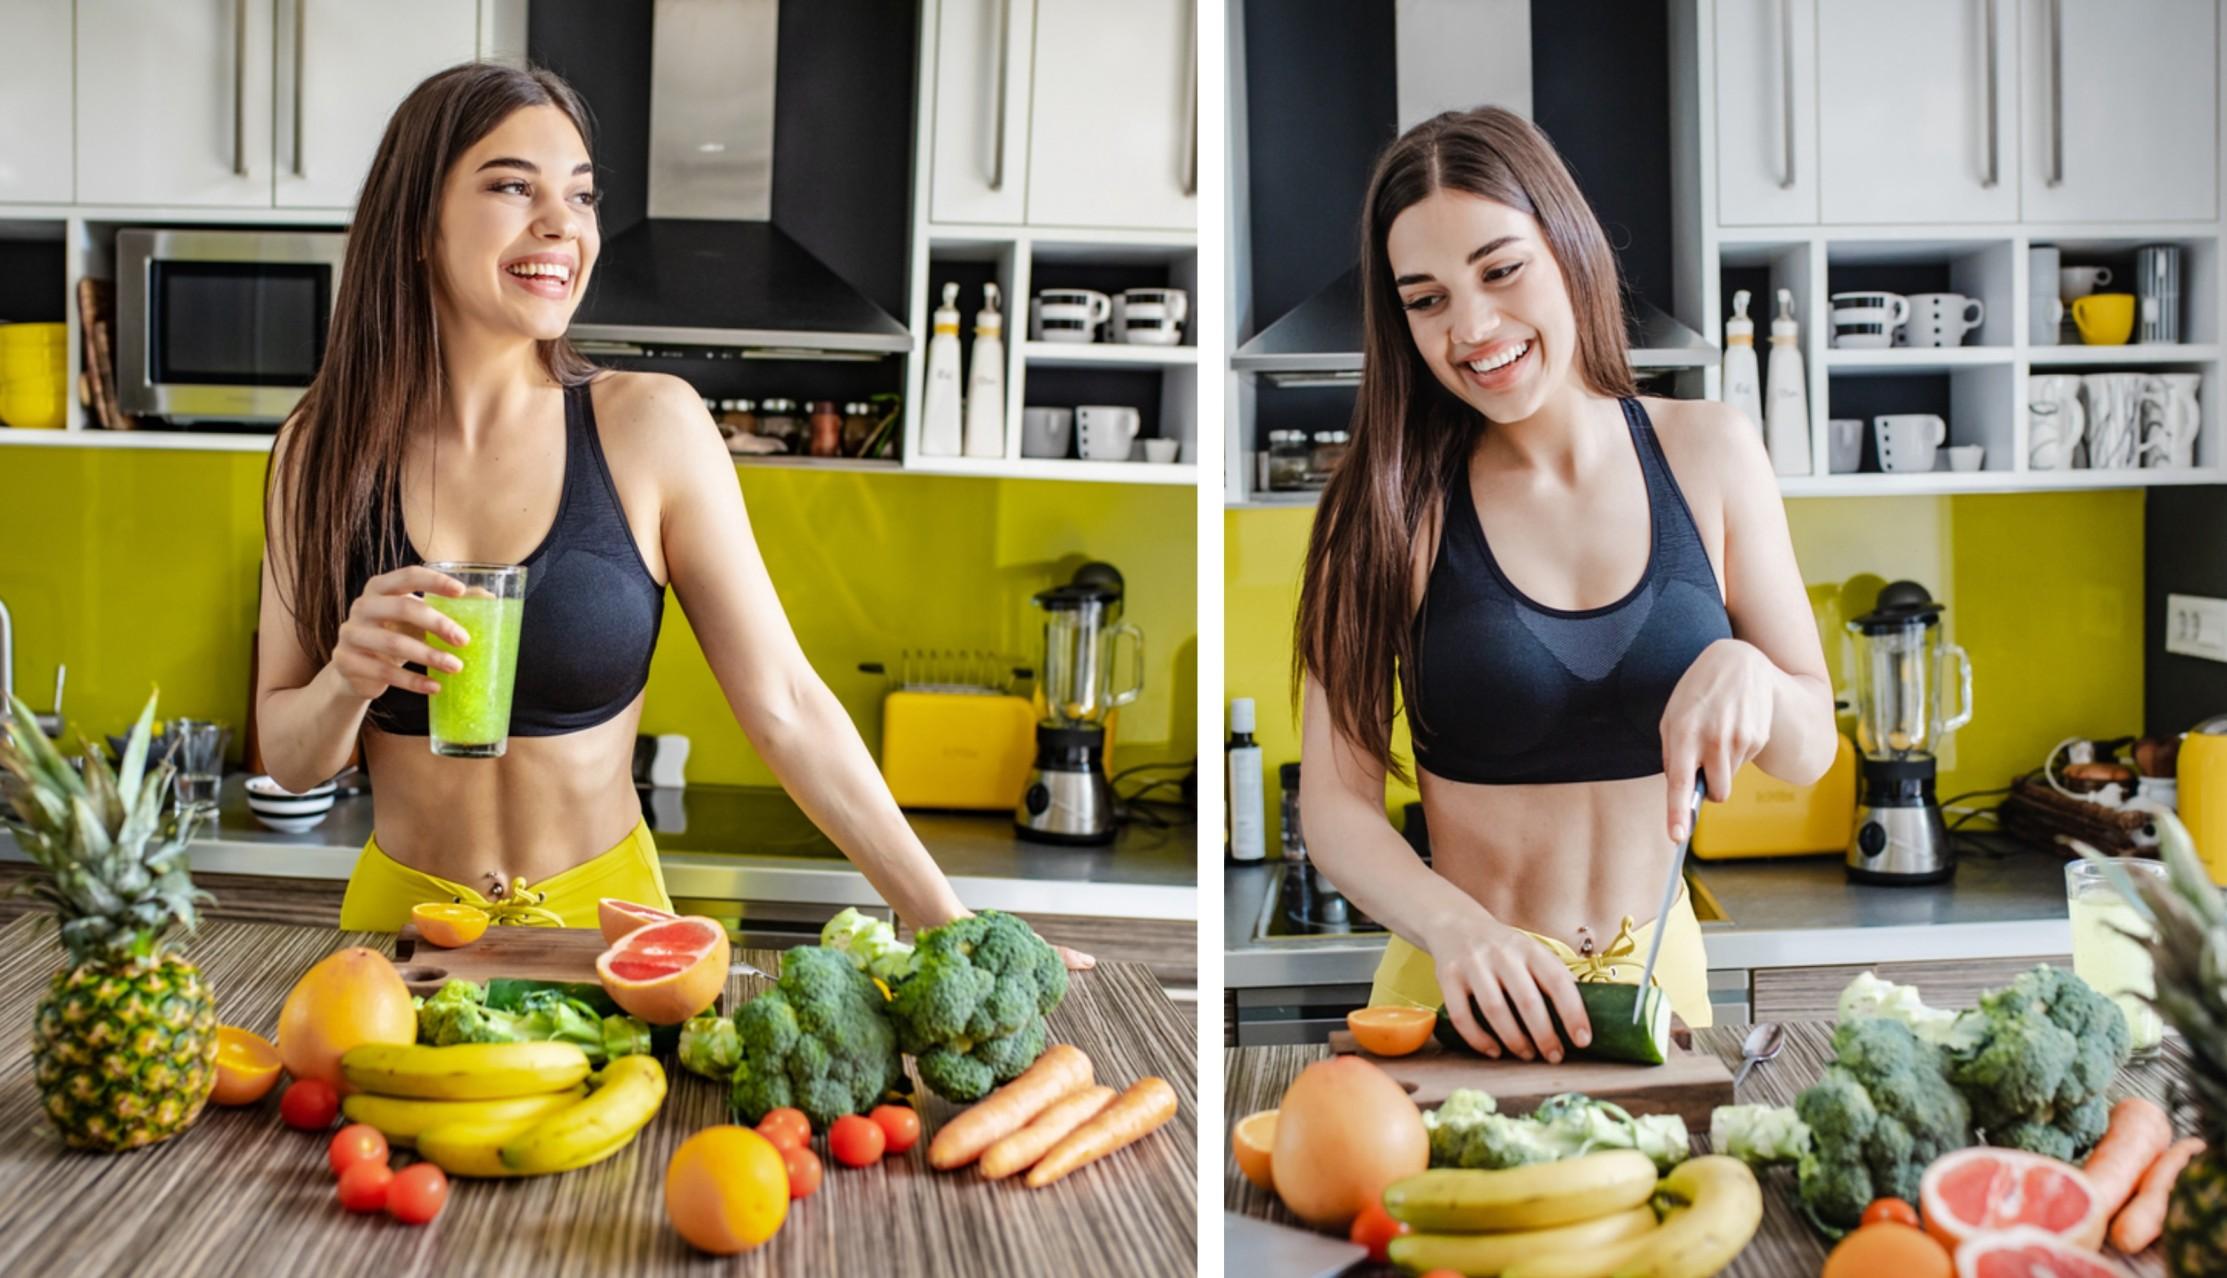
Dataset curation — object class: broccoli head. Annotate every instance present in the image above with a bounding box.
[1793,1017,1971,1229]
[888,910,1067,1101]
[1942,964,2129,1157]
[729,945,905,1129]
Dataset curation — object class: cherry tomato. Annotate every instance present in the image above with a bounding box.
[868,1104,921,1154]
[1349,1200,1410,1263]
[336,1160,393,1213]
[1862,1197,1921,1229]
[327,1123,389,1178]
[1418,1271,1465,1278]
[828,1113,886,1168]
[782,1144,823,1199]
[385,1163,448,1225]
[280,1079,340,1131]
[756,1107,812,1151]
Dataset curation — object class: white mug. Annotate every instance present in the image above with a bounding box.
[1902,293,1985,348]
[1020,406,1073,458]
[2028,373,2086,470]
[1032,289,1112,343]
[1115,289,1188,345]
[1075,405,1142,461]
[1141,438,1180,463]
[2059,266,2113,303]
[1944,444,1985,472]
[1830,291,1909,349]
[1827,418,1864,473]
[1874,414,1947,473]
[2140,372,2201,470]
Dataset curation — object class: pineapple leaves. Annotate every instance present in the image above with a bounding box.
[2,693,83,804]
[115,690,158,815]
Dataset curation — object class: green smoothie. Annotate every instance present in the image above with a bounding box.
[425,592,524,756]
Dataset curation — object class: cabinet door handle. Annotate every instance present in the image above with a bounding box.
[1981,0,1998,187]
[1778,0,1796,190]
[292,0,306,178]
[990,0,1011,192]
[1182,0,1197,196]
[233,0,248,178]
[2047,0,2064,186]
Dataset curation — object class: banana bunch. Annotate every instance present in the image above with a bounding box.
[337,1042,668,1179]
[1383,1152,1763,1278]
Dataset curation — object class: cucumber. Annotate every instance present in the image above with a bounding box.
[1433,983,1670,1065]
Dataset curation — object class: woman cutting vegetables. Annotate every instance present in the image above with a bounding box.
[1295,107,1835,1059]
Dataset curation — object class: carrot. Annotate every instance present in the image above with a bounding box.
[978,1084,1117,1180]
[1023,1076,1176,1189]
[2110,1136,2205,1253]
[2083,1096,2174,1217]
[927,1043,1093,1170]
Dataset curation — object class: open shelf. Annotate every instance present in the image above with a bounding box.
[2028,343,2222,366]
[1020,341,1198,368]
[1824,348,2014,371]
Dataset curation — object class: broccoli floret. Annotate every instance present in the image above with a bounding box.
[415,979,648,1064]
[1942,964,2130,1158]
[887,911,1066,1101]
[728,945,904,1129]
[1792,1018,1972,1229]
[1421,1089,1690,1173]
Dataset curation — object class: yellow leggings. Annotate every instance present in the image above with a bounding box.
[1369,887,1714,1029]
[337,818,674,932]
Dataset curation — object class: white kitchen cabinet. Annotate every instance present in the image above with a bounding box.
[1817,0,2019,224]
[2020,0,2217,222]
[0,1,74,204]
[1024,0,1196,231]
[276,0,481,209]
[76,0,276,207]
[929,0,1035,224]
[1714,0,1818,225]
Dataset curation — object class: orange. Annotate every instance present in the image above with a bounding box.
[665,1126,788,1255]
[410,902,489,948]
[1954,1227,2137,1278]
[1346,1006,1435,1057]
[277,947,419,1090]
[598,897,678,945]
[1232,1109,1277,1192]
[1920,1147,2108,1256]
[209,1026,283,1106]
[596,917,730,1025]
[1823,1222,1952,1278]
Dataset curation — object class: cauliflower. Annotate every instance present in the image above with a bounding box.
[1710,1103,1813,1165]
[820,906,917,984]
[1423,1089,1690,1173]
[1837,971,1964,1047]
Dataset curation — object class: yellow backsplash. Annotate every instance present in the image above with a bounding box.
[0,447,1196,785]
[1226,490,2144,841]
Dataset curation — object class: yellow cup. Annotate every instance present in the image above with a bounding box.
[2072,292,2136,345]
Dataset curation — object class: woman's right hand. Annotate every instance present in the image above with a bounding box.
[327,567,471,702]
[1427,909,1593,1065]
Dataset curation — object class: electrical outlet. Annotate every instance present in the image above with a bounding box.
[2165,594,2227,662]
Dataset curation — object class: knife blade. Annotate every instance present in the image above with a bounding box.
[1633,775,1708,1023]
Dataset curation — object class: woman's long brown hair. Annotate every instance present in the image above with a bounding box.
[266,62,601,666]
[1293,107,1639,782]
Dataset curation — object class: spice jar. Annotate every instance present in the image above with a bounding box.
[717,398,758,440]
[1266,430,1312,490]
[842,401,877,455]
[756,398,802,450]
[808,400,843,457]
[1309,429,1351,482]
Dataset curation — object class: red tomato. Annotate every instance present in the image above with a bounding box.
[1348,1200,1410,1263]
[782,1144,823,1199]
[1418,1271,1464,1278]
[280,1079,340,1131]
[756,1107,812,1151]
[327,1123,389,1178]
[868,1104,921,1154]
[337,1161,393,1213]
[385,1163,448,1225]
[828,1114,886,1168]
[1862,1198,1921,1230]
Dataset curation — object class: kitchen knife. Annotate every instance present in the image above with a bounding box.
[1633,775,1708,1023]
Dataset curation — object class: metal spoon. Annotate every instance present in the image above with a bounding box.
[1732,1022,1785,1088]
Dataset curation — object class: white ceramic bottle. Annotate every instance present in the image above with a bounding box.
[963,283,1005,458]
[919,283,964,457]
[1764,287,1813,476]
[1226,698,1265,863]
[1720,288,1764,432]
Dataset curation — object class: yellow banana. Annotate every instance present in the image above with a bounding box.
[1502,1157,1762,1278]
[499,1055,667,1174]
[416,1115,549,1178]
[340,1086,588,1147]
[1388,1205,1658,1276]
[339,1041,591,1100]
[1384,1150,1661,1232]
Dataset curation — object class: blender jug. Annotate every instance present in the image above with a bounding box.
[1843,581,1972,884]
[1035,586,1143,726]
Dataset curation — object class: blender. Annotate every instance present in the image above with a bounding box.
[1845,581,1973,883]
[1015,564,1143,844]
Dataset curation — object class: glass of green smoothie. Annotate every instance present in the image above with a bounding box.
[422,562,526,758]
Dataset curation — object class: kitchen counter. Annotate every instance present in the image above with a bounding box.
[0,915,1198,1278]
[1225,833,2077,989]
[0,777,1197,921]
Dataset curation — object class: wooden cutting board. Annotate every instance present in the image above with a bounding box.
[388,925,610,995]
[1327,1030,1734,1131]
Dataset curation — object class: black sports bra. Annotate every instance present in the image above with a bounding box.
[349,380,666,737]
[1406,398,1732,785]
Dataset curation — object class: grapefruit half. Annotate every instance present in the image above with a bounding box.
[1921,1147,2109,1255]
[1954,1227,2137,1278]
[596,917,730,1025]
[599,898,679,945]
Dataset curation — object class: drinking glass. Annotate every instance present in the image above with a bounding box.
[422,562,527,758]
[171,719,229,818]
[2065,858,2170,1058]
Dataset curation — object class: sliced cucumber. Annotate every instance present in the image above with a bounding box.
[1434,983,1670,1066]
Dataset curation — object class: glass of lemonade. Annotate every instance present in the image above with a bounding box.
[422,562,526,759]
[2066,858,2169,1057]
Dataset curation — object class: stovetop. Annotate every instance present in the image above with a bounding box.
[1252,803,1431,942]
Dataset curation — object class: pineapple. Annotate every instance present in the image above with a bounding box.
[2080,815,2227,1276]
[0,691,217,1151]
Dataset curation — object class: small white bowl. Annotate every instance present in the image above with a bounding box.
[245,774,336,830]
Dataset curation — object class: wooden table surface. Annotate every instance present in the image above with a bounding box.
[0,915,1198,1277]
[1226,1022,2193,1277]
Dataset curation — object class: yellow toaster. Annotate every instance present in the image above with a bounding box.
[878,690,1040,811]
[1691,733,1859,859]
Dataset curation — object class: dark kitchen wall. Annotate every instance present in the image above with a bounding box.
[2145,487,2227,734]
[1529,1,1671,317]
[528,2,654,235]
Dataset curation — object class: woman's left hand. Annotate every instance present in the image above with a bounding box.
[1659,638,1777,841]
[1055,945,1097,972]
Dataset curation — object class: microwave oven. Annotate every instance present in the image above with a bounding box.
[116,227,346,423]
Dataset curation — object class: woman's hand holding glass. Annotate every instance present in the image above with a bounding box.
[328,566,470,702]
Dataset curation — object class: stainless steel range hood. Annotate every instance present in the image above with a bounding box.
[566,0,910,357]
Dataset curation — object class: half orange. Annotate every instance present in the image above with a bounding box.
[411,902,490,948]
[1347,1006,1435,1057]
[210,1025,283,1106]
[597,916,731,1025]
[1233,1109,1277,1192]
[599,897,680,945]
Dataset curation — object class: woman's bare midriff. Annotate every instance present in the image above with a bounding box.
[359,691,647,889]
[1417,769,1681,946]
